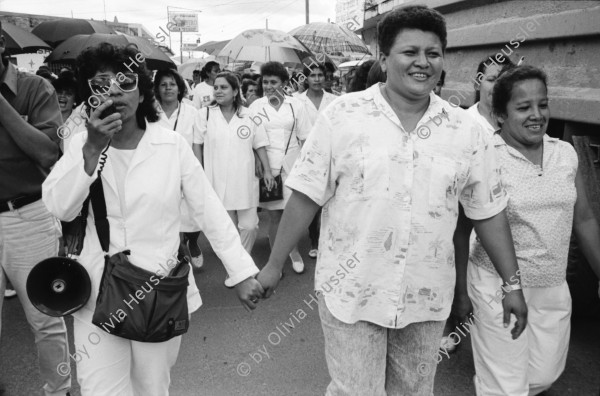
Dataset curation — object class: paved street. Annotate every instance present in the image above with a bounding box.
[1,213,600,395]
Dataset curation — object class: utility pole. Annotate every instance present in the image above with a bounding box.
[306,0,309,24]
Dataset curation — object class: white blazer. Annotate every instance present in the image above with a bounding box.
[42,122,258,318]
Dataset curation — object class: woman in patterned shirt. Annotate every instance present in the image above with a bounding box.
[453,65,600,395]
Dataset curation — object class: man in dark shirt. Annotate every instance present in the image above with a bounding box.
[0,22,71,396]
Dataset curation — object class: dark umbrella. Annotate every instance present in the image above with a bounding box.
[1,22,52,54]
[45,33,176,71]
[32,19,115,47]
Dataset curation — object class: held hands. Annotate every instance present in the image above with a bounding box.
[85,100,122,153]
[502,290,528,339]
[256,263,282,298]
[234,276,265,311]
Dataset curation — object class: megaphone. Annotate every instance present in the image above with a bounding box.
[26,257,91,317]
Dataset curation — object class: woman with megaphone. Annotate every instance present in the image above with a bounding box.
[41,43,264,396]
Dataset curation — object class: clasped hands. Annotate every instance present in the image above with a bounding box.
[235,264,282,311]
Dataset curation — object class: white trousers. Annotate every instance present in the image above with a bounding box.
[73,310,182,396]
[468,263,571,396]
[227,208,258,254]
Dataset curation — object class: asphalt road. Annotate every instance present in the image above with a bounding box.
[1,213,599,395]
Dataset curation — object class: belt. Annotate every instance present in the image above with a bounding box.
[0,193,42,213]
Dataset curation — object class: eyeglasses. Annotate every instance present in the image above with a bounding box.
[88,73,138,95]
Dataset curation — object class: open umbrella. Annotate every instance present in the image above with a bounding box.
[289,22,370,56]
[177,56,217,80]
[32,19,115,47]
[193,40,230,55]
[1,22,52,54]
[45,33,175,71]
[218,29,313,64]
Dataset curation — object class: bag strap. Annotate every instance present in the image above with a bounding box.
[172,103,182,131]
[75,144,111,255]
[278,103,296,174]
[206,106,209,121]
[90,177,110,253]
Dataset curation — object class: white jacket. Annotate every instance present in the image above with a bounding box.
[43,122,258,317]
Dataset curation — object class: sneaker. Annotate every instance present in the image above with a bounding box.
[4,289,16,299]
[190,253,204,270]
[308,249,318,259]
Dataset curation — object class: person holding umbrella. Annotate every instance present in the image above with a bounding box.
[154,68,205,269]
[42,43,263,395]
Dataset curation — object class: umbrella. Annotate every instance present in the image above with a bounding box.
[177,56,217,80]
[1,22,52,54]
[45,33,176,71]
[32,19,115,47]
[193,40,230,55]
[289,22,370,56]
[218,29,313,64]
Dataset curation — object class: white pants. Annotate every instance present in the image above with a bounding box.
[468,263,571,396]
[227,208,258,254]
[73,310,182,396]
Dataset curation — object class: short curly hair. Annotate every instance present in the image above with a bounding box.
[76,42,159,128]
[154,69,187,103]
[378,5,447,56]
[260,61,289,83]
[492,65,548,120]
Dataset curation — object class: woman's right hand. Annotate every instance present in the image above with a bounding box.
[263,170,275,191]
[85,100,122,153]
[451,291,473,323]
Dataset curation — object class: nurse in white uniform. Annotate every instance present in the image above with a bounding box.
[154,69,204,269]
[196,72,274,285]
[248,62,313,274]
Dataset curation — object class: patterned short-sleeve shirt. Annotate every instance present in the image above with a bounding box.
[470,133,578,288]
[286,84,508,328]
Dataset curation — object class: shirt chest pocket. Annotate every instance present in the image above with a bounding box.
[341,147,390,201]
[427,156,461,209]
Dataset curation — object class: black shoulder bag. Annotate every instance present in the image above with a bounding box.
[259,103,296,202]
[82,148,191,342]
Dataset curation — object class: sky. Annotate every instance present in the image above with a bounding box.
[0,0,338,56]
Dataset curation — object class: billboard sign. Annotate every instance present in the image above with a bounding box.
[168,12,198,32]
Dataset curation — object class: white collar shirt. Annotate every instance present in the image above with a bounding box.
[297,90,338,124]
[286,83,508,328]
[42,122,259,317]
[157,101,200,148]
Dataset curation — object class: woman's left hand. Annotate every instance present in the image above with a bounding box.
[263,171,275,191]
[234,277,265,311]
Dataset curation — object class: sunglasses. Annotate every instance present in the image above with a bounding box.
[88,73,138,95]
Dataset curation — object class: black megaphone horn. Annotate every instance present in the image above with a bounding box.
[26,257,91,317]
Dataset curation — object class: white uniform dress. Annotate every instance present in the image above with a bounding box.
[466,103,496,135]
[192,82,214,109]
[156,100,203,233]
[248,95,313,210]
[195,105,269,210]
